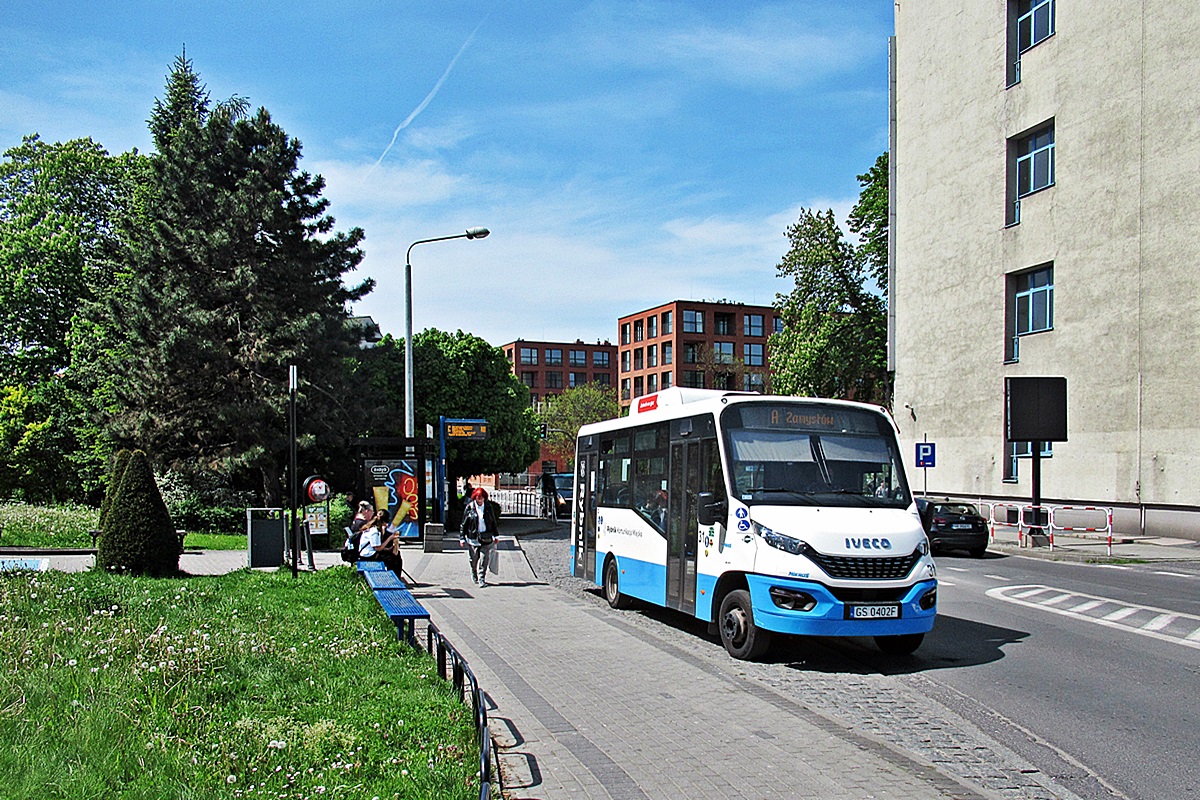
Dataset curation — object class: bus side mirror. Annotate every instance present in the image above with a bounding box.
[697,492,725,527]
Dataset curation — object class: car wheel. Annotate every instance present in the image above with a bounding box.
[718,589,772,660]
[968,545,987,558]
[874,633,924,655]
[603,558,633,609]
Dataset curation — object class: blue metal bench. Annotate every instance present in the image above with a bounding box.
[364,569,407,590]
[355,560,387,572]
[373,589,430,645]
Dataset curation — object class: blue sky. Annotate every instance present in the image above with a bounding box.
[1,1,893,347]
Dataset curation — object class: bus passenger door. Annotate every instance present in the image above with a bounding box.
[666,441,698,616]
[574,451,598,583]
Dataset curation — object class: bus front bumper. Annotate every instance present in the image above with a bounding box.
[746,574,937,638]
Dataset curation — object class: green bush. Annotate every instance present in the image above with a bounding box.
[97,450,179,576]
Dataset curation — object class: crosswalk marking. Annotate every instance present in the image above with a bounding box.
[987,584,1200,651]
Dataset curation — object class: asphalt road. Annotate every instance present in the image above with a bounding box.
[521,529,1200,800]
[917,553,1200,800]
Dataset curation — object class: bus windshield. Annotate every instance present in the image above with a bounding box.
[721,402,910,509]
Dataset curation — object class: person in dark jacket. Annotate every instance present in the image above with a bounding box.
[459,487,499,587]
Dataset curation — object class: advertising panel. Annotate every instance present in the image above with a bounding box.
[365,459,422,538]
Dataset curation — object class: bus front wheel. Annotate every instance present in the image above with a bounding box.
[718,590,772,660]
[604,559,633,609]
[874,633,924,655]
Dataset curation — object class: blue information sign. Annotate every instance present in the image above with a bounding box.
[915,442,936,468]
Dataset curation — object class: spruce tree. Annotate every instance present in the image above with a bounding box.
[104,56,373,504]
[96,450,178,576]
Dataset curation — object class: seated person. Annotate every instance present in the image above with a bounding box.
[358,509,403,576]
[349,500,375,533]
[639,489,668,531]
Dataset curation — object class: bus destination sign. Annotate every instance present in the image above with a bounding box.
[737,404,878,435]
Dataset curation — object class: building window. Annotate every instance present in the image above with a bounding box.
[682,370,705,389]
[1004,440,1053,481]
[682,310,704,333]
[661,311,672,334]
[647,373,658,393]
[570,372,587,388]
[521,371,537,388]
[633,348,644,371]
[634,320,644,342]
[593,351,610,368]
[647,344,657,368]
[621,323,631,345]
[1007,264,1054,360]
[633,376,644,397]
[595,373,611,387]
[621,351,631,372]
[683,343,699,364]
[545,348,563,366]
[663,342,672,365]
[744,314,764,337]
[648,315,657,338]
[662,371,672,389]
[714,342,734,364]
[714,312,733,336]
[621,378,631,401]
[712,372,734,390]
[520,347,538,366]
[545,371,564,390]
[773,316,783,334]
[1008,0,1055,85]
[743,372,765,393]
[744,343,763,366]
[569,349,587,367]
[1008,122,1055,224]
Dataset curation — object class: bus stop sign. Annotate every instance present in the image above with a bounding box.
[916,443,936,468]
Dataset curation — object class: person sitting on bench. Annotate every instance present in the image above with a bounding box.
[358,509,403,576]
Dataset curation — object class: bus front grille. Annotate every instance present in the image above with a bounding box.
[808,549,921,580]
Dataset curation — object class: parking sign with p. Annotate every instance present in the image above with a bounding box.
[916,443,936,468]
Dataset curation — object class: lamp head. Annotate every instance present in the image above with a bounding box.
[465,226,490,239]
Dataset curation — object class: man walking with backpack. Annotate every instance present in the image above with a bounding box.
[460,487,499,588]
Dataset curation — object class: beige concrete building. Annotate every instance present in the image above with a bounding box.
[891,1,1200,537]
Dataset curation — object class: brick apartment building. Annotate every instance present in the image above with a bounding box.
[500,339,617,409]
[617,300,781,412]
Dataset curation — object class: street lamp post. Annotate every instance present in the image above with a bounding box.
[404,227,490,438]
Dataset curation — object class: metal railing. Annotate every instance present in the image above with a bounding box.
[489,489,540,517]
[426,622,494,800]
[982,500,1115,555]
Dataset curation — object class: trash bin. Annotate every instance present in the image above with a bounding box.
[247,508,285,568]
[423,523,445,553]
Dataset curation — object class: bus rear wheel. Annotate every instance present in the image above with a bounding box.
[604,559,633,609]
[718,590,772,660]
[874,633,924,655]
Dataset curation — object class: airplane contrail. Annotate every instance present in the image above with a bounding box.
[369,21,484,173]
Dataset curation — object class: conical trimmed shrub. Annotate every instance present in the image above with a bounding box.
[96,450,179,576]
[98,449,132,531]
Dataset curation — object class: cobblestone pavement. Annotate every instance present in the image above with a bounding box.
[518,528,1113,800]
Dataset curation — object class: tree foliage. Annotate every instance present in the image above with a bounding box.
[538,382,621,468]
[364,330,540,483]
[100,56,373,505]
[770,153,889,404]
[97,449,179,576]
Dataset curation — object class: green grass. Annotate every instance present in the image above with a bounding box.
[182,533,250,551]
[0,566,480,799]
[0,502,98,549]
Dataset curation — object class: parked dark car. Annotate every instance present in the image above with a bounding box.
[552,473,574,519]
[916,498,989,558]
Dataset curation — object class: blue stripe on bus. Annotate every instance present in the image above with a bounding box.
[746,573,936,638]
[596,552,668,606]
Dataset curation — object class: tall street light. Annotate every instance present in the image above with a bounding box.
[404,227,490,438]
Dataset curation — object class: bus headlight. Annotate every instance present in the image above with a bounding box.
[918,537,930,556]
[753,522,810,556]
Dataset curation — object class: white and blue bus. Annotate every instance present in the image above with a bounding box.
[570,388,937,660]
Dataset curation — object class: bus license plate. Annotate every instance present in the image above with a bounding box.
[846,604,901,620]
